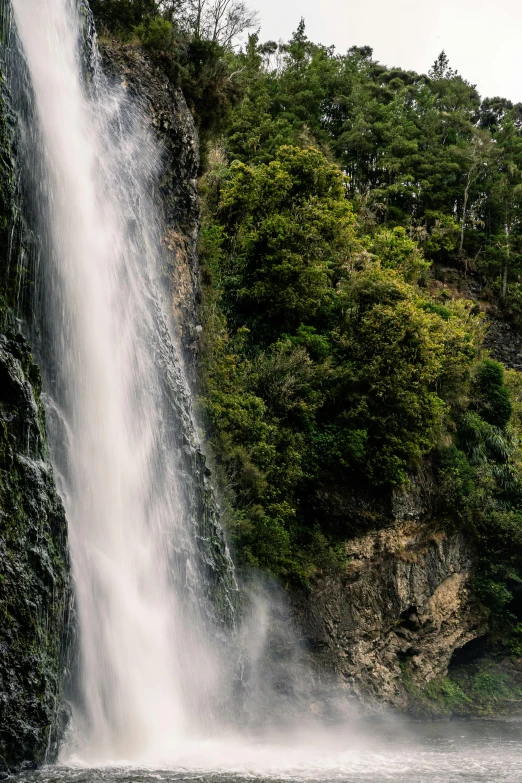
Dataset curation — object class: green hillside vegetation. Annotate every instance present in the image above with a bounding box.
[92,0,522,639]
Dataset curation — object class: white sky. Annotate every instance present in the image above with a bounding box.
[252,0,521,102]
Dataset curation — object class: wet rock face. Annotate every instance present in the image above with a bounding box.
[0,334,70,775]
[293,519,485,711]
[0,21,71,770]
[98,41,202,383]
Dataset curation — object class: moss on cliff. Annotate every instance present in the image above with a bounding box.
[403,658,522,719]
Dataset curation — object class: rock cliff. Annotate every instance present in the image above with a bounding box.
[0,15,70,770]
[293,518,486,712]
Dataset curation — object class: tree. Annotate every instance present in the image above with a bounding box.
[429,50,458,81]
[224,34,297,163]
[160,0,259,45]
[89,0,158,33]
[216,145,357,339]
[458,128,492,265]
[479,97,522,132]
[490,114,522,299]
[331,265,479,484]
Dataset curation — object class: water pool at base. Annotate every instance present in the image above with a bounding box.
[15,721,522,783]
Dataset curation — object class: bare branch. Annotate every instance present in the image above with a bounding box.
[158,0,259,46]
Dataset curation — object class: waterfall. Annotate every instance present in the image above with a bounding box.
[9,0,236,762]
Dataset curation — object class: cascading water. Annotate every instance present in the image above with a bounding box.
[6,2,522,781]
[1,0,436,773]
[9,0,236,762]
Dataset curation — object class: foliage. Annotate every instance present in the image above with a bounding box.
[199,143,484,581]
[192,24,522,606]
[473,359,513,428]
[413,664,522,718]
[94,6,522,606]
[191,22,522,607]
[422,676,472,716]
[216,145,356,339]
[90,0,158,34]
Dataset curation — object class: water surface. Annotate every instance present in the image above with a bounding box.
[17,721,522,783]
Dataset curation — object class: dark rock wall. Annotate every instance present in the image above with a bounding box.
[0,336,70,774]
[0,8,71,771]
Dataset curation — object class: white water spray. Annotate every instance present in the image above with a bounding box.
[11,0,228,762]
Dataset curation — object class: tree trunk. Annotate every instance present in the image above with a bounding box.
[501,215,510,301]
[460,177,470,259]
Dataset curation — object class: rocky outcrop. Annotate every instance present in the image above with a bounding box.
[293,518,486,712]
[453,274,522,372]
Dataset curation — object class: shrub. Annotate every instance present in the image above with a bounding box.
[134,17,176,52]
[90,0,157,35]
[475,359,513,429]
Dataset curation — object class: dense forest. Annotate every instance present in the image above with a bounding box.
[93,0,522,649]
